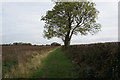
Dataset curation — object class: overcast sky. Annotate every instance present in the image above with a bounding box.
[1,0,119,45]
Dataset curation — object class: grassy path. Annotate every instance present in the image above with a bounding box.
[32,47,78,78]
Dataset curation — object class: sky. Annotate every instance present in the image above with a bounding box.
[1,0,119,45]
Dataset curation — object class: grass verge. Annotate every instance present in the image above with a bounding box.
[32,47,78,78]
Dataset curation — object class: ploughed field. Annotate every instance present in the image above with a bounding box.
[2,45,56,62]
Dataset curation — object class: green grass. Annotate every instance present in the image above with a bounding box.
[2,58,18,77]
[32,47,78,78]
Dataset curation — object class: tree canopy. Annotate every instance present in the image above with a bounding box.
[41,2,101,47]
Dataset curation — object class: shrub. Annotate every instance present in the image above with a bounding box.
[51,42,61,46]
[62,42,119,79]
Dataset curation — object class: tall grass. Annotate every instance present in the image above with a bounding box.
[2,45,57,78]
[4,51,49,78]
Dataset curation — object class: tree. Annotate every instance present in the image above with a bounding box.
[41,2,101,47]
[51,42,61,46]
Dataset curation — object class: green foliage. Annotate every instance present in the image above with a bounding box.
[2,58,18,77]
[41,2,101,45]
[51,42,61,46]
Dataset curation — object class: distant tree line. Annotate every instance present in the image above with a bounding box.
[2,42,32,46]
[2,42,61,46]
[13,42,32,46]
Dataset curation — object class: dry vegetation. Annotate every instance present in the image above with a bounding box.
[63,42,119,79]
[2,45,57,78]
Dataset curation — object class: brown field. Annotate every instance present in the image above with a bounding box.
[2,45,57,62]
[2,45,57,78]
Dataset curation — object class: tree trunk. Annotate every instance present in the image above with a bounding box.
[64,34,70,48]
[64,39,70,48]
[64,13,71,48]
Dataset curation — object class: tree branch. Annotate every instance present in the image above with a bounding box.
[69,22,81,39]
[69,17,84,39]
[69,14,89,39]
[61,37,65,42]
